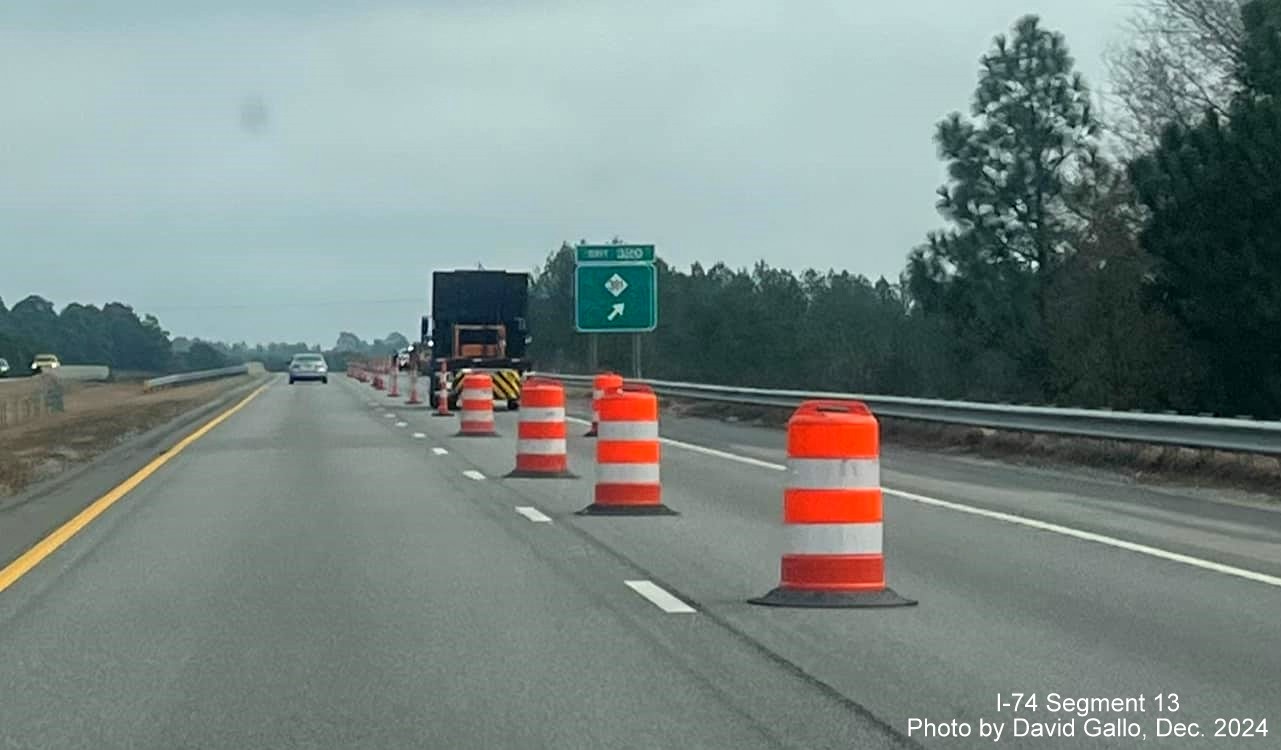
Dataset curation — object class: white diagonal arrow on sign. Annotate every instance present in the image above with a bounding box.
[608,303,625,320]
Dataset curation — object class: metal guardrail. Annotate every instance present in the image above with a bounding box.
[144,365,252,390]
[543,373,1281,455]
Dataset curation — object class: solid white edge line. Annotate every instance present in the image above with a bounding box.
[882,488,1281,588]
[566,416,1281,589]
[463,470,485,481]
[624,580,697,614]
[515,506,553,523]
[432,447,449,455]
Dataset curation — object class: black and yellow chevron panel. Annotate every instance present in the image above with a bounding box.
[490,369,522,400]
[449,369,523,401]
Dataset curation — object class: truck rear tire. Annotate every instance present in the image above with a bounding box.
[507,399,519,410]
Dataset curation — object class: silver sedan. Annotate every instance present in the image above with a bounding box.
[288,353,329,384]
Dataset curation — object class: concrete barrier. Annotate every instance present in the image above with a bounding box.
[1,365,110,386]
[50,365,111,382]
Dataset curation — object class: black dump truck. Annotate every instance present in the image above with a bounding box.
[419,269,531,410]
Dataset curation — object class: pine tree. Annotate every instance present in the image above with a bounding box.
[1129,0,1281,417]
[908,15,1098,397]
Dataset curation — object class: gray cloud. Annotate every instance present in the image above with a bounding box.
[1,0,1130,344]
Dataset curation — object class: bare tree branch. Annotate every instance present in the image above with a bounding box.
[1102,0,1244,155]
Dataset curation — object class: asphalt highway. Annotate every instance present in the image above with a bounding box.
[1,375,1277,749]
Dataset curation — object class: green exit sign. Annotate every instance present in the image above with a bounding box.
[576,244,655,263]
[574,243,658,333]
[574,264,657,333]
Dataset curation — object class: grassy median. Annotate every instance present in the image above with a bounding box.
[0,376,255,497]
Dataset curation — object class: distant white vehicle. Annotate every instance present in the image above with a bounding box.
[30,353,61,372]
[0,358,9,376]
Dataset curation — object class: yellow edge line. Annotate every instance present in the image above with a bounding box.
[0,382,270,595]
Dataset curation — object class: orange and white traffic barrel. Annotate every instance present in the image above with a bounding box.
[577,384,675,515]
[506,377,575,478]
[387,364,400,397]
[456,372,497,436]
[405,364,423,405]
[585,372,623,437]
[750,400,914,608]
[433,361,452,417]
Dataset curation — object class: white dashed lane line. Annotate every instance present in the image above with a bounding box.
[432,447,448,456]
[514,506,553,523]
[395,421,408,428]
[625,580,697,614]
[463,470,485,481]
[412,432,426,439]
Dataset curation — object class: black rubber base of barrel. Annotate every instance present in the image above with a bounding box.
[574,503,679,516]
[453,431,499,437]
[505,469,578,479]
[583,429,597,438]
[431,412,454,418]
[749,587,916,608]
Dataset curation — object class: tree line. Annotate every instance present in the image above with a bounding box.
[174,331,410,372]
[529,0,1281,419]
[0,294,409,376]
[0,296,172,373]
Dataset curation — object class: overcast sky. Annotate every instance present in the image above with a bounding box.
[2,0,1131,346]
